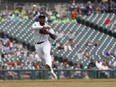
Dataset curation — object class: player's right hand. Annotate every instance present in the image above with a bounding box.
[44,26,51,30]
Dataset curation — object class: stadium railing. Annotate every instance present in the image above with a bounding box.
[0,69,116,80]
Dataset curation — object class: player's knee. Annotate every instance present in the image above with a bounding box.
[43,51,50,56]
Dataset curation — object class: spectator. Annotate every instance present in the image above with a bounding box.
[57,63,64,69]
[109,62,115,69]
[71,9,79,19]
[62,11,67,18]
[77,49,84,59]
[26,52,33,62]
[31,4,38,16]
[0,14,6,22]
[59,71,66,79]
[113,61,116,68]
[52,8,58,17]
[95,59,102,69]
[52,61,59,69]
[16,42,23,50]
[11,13,20,22]
[0,40,3,50]
[58,43,64,50]
[86,1,94,15]
[20,13,29,21]
[0,40,2,65]
[86,40,93,47]
[55,29,64,40]
[54,40,61,48]
[63,64,71,78]
[32,52,41,63]
[94,40,100,47]
[46,9,52,16]
[68,31,75,40]
[88,59,96,69]
[72,64,81,79]
[3,43,11,54]
[88,59,96,78]
[19,51,25,61]
[103,58,109,66]
[64,39,74,51]
[78,3,86,15]
[69,0,77,11]
[110,0,116,13]
[99,62,110,78]
[104,50,112,59]
[93,1,101,13]
[83,50,91,59]
[54,40,64,50]
[104,19,112,25]
[7,70,17,79]
[83,71,89,79]
[2,36,10,46]
[110,51,115,58]
[10,40,18,52]
[100,0,109,13]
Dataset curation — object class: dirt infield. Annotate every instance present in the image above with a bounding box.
[0,81,116,85]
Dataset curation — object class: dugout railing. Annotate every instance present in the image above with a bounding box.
[0,69,116,80]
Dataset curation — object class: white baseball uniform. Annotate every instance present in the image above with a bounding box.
[32,21,57,79]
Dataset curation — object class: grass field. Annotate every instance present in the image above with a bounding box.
[0,84,115,87]
[0,79,116,87]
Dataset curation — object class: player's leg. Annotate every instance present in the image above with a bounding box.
[42,41,52,67]
[42,41,57,79]
[35,44,45,63]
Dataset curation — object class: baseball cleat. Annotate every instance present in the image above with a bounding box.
[50,72,57,80]
[52,73,57,80]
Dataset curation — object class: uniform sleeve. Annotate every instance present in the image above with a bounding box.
[44,24,55,34]
[48,26,56,39]
[49,28,55,34]
[32,22,43,30]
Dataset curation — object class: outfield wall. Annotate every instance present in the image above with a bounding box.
[0,69,116,80]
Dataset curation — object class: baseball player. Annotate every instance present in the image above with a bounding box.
[32,13,57,79]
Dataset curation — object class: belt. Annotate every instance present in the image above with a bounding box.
[35,41,45,44]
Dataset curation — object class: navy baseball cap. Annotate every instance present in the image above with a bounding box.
[38,13,46,18]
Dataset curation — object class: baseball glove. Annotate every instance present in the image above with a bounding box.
[39,28,49,34]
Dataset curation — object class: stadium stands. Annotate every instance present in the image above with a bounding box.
[0,0,116,79]
[77,13,116,38]
[0,13,115,69]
